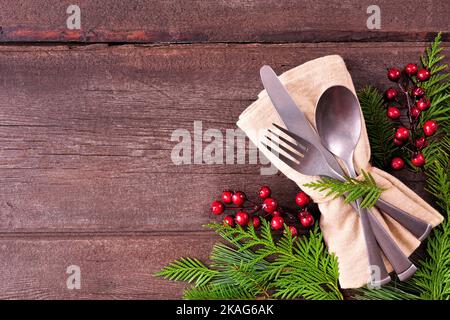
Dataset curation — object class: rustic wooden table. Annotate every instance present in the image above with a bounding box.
[0,0,448,299]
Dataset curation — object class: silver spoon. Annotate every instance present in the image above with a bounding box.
[315,85,416,283]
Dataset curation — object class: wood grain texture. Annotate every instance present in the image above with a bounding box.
[0,42,447,233]
[0,0,448,43]
[0,233,216,299]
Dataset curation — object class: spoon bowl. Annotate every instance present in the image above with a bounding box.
[315,86,362,173]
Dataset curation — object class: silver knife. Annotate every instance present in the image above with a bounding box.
[259,65,346,177]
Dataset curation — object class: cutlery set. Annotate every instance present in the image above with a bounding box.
[259,65,432,285]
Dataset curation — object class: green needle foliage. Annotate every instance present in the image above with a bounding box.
[304,170,385,208]
[358,86,396,168]
[156,221,342,300]
[420,32,450,127]
[155,257,217,287]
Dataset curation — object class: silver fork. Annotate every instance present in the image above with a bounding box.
[262,124,417,281]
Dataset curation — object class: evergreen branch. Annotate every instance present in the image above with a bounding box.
[272,225,341,300]
[354,281,421,300]
[303,170,384,208]
[183,284,256,300]
[414,218,450,299]
[160,221,343,300]
[155,257,218,287]
[421,33,445,71]
[420,32,450,128]
[358,86,396,168]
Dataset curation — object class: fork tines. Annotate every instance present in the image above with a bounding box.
[260,123,307,168]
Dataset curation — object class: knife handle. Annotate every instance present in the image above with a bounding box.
[375,198,432,241]
[367,211,417,281]
[359,207,391,286]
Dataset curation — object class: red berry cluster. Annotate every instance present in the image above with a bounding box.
[210,187,315,236]
[385,63,438,170]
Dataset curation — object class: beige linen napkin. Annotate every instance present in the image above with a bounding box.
[237,55,443,289]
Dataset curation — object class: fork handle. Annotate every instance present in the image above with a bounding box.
[367,211,417,281]
[375,198,432,241]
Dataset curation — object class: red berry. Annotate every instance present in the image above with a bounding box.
[395,127,409,141]
[223,215,235,227]
[411,153,425,167]
[387,68,401,82]
[298,210,314,228]
[249,216,261,229]
[221,190,233,204]
[393,138,404,146]
[263,198,278,213]
[385,88,398,100]
[386,106,401,119]
[270,216,284,230]
[423,120,438,137]
[231,191,246,206]
[272,210,282,217]
[411,86,425,97]
[417,69,431,82]
[415,137,428,150]
[390,157,405,170]
[235,211,249,226]
[404,63,418,76]
[295,191,310,207]
[258,186,271,199]
[211,201,225,215]
[416,97,431,111]
[287,226,298,237]
[410,107,421,119]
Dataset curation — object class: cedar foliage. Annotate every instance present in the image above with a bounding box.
[304,170,384,208]
[358,86,396,168]
[156,222,342,300]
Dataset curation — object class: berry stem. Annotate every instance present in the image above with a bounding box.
[397,82,418,154]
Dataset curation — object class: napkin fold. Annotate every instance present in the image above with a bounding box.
[237,55,443,289]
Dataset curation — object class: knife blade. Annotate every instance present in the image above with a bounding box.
[259,65,346,177]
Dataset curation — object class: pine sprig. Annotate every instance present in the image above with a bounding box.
[303,170,385,208]
[272,225,341,300]
[184,283,255,300]
[208,221,342,299]
[353,281,421,300]
[358,86,396,168]
[155,257,217,287]
[419,32,450,128]
[156,221,342,300]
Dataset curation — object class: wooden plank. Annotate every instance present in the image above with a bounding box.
[0,233,216,299]
[0,0,448,43]
[0,42,446,232]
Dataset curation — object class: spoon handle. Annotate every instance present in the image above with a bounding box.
[367,212,417,281]
[375,198,432,241]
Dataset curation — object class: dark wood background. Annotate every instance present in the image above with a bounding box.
[0,0,448,299]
